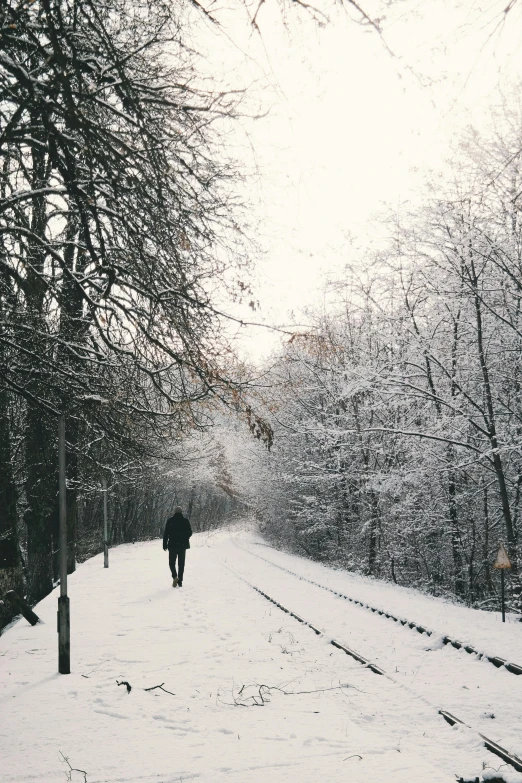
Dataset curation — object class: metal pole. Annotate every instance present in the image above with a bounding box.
[58,414,70,673]
[102,477,109,568]
[501,569,506,623]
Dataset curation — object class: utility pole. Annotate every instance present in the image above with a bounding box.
[102,477,109,568]
[58,414,70,673]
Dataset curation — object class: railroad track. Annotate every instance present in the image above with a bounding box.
[226,561,522,781]
[235,540,522,677]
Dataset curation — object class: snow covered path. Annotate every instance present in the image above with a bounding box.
[1,528,521,783]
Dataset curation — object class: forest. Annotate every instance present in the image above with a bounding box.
[0,0,267,628]
[235,110,522,611]
[2,0,522,631]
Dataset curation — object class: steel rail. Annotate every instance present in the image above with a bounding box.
[440,711,522,776]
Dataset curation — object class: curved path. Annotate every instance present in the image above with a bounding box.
[1,528,520,783]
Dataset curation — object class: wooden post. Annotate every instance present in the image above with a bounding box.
[4,590,40,626]
[58,415,70,674]
[102,477,109,568]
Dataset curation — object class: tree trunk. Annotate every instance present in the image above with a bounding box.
[57,214,85,574]
[25,405,56,603]
[470,262,517,572]
[483,482,494,594]
[0,381,23,627]
[0,388,18,554]
[449,474,466,598]
[24,134,55,604]
[368,492,379,576]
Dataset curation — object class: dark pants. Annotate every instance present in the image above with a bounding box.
[168,547,186,582]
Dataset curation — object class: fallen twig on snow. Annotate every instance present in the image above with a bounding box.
[60,751,88,782]
[222,681,362,707]
[81,660,108,679]
[237,684,271,706]
[283,684,366,695]
[115,679,176,696]
[144,682,176,696]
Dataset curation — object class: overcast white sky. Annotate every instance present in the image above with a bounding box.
[196,0,522,363]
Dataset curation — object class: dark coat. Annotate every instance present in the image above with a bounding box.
[163,512,192,550]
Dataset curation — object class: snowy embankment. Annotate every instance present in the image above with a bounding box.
[242,535,522,661]
[229,532,522,761]
[1,528,521,783]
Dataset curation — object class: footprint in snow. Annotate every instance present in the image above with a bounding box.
[94,709,129,719]
[303,736,328,745]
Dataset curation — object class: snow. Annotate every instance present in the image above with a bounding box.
[230,533,522,755]
[1,526,522,783]
[242,536,522,660]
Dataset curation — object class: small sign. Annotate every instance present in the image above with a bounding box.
[493,543,512,569]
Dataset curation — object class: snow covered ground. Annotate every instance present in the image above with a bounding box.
[228,532,522,758]
[1,526,522,783]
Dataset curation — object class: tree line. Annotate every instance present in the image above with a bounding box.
[0,0,272,629]
[229,100,522,610]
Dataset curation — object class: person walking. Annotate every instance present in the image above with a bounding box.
[163,506,192,587]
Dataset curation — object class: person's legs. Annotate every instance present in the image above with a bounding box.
[178,548,186,584]
[168,549,178,579]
